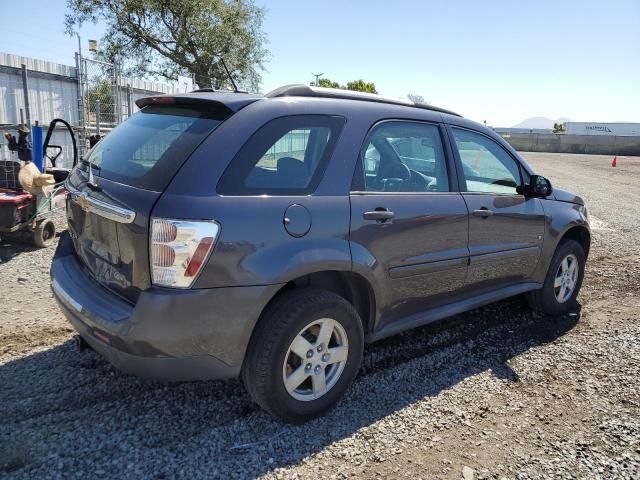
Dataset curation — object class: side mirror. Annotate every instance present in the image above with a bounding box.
[527,175,553,197]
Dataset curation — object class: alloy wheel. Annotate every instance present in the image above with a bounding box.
[554,253,579,303]
[282,318,349,401]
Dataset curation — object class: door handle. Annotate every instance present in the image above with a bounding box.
[363,208,395,222]
[472,208,493,218]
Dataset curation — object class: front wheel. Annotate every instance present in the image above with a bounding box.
[528,239,585,315]
[242,289,364,423]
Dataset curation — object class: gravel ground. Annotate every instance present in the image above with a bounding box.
[1,152,639,479]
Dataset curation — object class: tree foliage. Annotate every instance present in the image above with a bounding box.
[65,0,269,90]
[311,77,378,94]
[407,93,425,104]
[345,79,377,94]
[87,80,116,125]
[316,78,340,89]
[552,122,566,133]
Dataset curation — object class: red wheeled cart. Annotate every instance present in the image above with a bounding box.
[0,118,77,247]
[0,177,67,247]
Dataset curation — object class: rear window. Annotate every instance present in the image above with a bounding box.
[217,115,346,195]
[82,104,226,191]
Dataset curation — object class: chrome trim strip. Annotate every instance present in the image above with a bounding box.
[66,182,136,224]
[52,278,83,312]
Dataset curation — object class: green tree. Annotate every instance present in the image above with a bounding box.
[65,0,269,91]
[311,77,378,93]
[345,79,377,94]
[553,122,566,133]
[407,93,425,104]
[314,78,340,89]
[87,80,116,126]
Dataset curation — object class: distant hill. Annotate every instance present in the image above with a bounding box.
[512,116,571,129]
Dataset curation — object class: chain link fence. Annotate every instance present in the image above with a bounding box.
[1,51,189,166]
[82,58,120,134]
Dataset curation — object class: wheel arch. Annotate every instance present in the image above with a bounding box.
[559,224,591,258]
[257,270,377,337]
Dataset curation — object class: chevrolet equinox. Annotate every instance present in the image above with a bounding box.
[51,85,590,423]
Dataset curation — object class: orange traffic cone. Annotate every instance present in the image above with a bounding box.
[612,156,617,167]
[473,150,481,169]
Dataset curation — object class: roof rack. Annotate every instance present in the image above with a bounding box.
[265,84,461,117]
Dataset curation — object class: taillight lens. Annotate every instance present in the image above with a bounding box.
[150,218,220,288]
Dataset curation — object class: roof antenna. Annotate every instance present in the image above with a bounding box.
[219,57,239,93]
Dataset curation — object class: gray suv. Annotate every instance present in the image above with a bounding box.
[51,85,590,423]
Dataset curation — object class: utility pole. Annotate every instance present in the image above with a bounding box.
[312,72,324,87]
[20,65,31,130]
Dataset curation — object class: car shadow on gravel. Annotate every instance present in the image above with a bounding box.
[0,236,51,264]
[0,298,580,478]
[0,226,64,264]
[0,243,37,264]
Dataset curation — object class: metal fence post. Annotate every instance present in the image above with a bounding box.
[21,64,32,129]
[96,100,101,136]
[75,52,86,157]
[127,84,133,118]
[112,62,120,125]
[75,53,84,128]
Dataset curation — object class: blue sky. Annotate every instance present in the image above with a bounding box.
[1,0,638,126]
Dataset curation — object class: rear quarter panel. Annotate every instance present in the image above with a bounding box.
[154,98,370,288]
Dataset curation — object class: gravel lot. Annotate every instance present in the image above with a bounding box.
[1,152,639,479]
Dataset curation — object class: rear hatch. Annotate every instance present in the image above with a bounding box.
[66,100,231,303]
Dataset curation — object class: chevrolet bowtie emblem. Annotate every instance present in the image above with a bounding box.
[77,191,90,212]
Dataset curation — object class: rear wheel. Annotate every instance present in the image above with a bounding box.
[32,219,55,248]
[242,289,364,423]
[528,239,585,315]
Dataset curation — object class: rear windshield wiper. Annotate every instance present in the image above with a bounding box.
[79,157,101,170]
[79,157,102,191]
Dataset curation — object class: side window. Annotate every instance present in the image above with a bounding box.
[218,115,345,195]
[451,128,522,194]
[358,122,449,193]
[363,144,380,175]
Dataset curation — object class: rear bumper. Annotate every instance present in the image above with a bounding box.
[51,232,283,381]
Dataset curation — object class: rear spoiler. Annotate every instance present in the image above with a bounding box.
[135,93,263,114]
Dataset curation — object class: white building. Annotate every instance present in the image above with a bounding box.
[563,122,640,136]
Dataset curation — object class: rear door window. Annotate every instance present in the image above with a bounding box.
[217,115,346,195]
[356,121,450,192]
[82,104,227,191]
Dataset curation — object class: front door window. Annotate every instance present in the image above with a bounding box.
[451,128,521,195]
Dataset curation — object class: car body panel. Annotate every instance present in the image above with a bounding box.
[154,194,353,288]
[65,168,159,303]
[349,192,469,331]
[442,122,547,291]
[462,193,545,290]
[366,281,541,342]
[135,91,264,112]
[533,199,590,283]
[52,232,283,376]
[552,188,586,205]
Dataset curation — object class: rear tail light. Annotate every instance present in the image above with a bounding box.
[150,218,220,288]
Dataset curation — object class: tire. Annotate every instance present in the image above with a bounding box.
[32,219,56,248]
[527,239,585,315]
[242,288,364,423]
